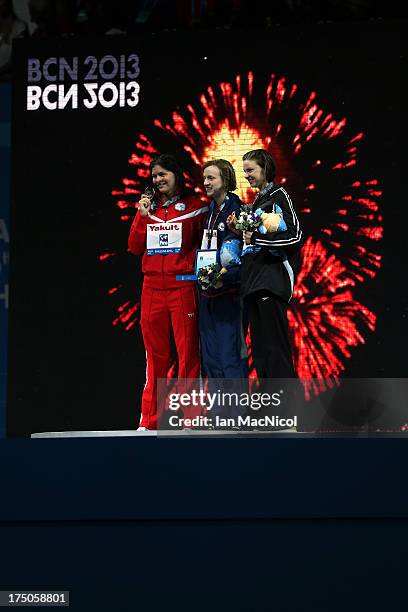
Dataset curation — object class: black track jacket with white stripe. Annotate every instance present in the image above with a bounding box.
[241,184,303,303]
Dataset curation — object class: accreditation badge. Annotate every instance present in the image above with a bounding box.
[146,222,182,255]
[201,229,218,250]
[194,249,218,275]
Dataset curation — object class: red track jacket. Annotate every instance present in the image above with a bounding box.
[128,194,208,289]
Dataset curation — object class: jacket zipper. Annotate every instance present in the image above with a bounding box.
[162,206,168,280]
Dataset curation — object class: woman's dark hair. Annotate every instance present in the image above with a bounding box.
[150,154,186,193]
[202,159,237,192]
[242,149,276,182]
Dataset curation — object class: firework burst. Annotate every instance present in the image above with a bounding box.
[104,71,383,390]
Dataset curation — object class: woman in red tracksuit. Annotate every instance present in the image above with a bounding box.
[128,154,208,430]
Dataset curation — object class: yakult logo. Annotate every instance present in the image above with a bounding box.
[148,224,180,232]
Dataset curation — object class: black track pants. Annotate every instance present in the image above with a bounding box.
[245,291,295,379]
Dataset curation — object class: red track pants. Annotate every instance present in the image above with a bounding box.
[140,284,201,429]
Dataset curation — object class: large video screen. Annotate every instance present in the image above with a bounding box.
[7,23,408,437]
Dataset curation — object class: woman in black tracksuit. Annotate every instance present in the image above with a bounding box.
[234,149,303,379]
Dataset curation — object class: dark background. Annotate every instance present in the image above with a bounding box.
[7,20,408,436]
[2,16,408,611]
[1,517,408,612]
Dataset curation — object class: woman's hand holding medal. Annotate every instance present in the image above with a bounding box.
[138,187,154,217]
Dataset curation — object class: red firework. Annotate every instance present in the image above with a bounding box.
[103,72,383,390]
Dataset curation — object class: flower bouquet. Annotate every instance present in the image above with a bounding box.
[233,205,286,235]
[197,262,226,291]
[233,205,263,232]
